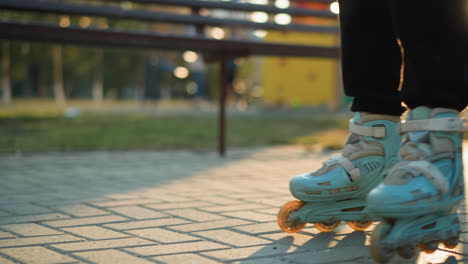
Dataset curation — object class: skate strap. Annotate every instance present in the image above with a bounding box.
[392,160,449,193]
[349,120,386,138]
[400,118,467,133]
[325,154,362,181]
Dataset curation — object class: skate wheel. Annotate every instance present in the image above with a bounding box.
[419,240,439,254]
[442,236,459,249]
[314,221,341,232]
[347,221,373,231]
[277,200,306,233]
[397,245,416,259]
[370,223,394,264]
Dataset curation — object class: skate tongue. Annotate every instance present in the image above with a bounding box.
[405,107,432,145]
[353,112,362,124]
[408,106,431,120]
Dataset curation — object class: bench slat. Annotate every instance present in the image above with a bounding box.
[0,0,338,33]
[0,21,340,58]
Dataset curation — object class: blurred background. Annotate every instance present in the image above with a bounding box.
[0,0,358,153]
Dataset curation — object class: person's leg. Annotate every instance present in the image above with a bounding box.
[277,0,407,234]
[390,0,467,111]
[367,1,467,261]
[339,0,405,116]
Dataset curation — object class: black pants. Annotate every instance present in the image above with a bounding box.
[338,0,467,116]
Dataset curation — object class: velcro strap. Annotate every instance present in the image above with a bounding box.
[400,118,466,133]
[327,154,362,181]
[402,161,449,193]
[349,120,386,138]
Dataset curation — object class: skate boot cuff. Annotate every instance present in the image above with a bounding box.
[400,118,467,133]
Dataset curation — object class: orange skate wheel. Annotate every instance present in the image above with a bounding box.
[277,200,306,233]
[442,237,459,249]
[347,221,373,231]
[419,240,439,254]
[315,221,341,232]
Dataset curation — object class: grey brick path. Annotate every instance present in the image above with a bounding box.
[0,144,467,264]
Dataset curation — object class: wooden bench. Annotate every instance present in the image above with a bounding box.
[0,0,339,155]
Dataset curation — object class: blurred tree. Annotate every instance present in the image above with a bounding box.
[93,49,104,104]
[0,3,199,103]
[2,41,11,105]
[52,45,66,105]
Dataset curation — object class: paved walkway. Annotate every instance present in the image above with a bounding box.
[0,144,467,264]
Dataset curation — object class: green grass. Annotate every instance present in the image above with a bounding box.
[0,113,349,153]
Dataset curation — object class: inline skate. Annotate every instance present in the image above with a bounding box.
[278,112,402,233]
[367,107,466,263]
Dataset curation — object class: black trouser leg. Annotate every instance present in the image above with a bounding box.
[338,0,405,116]
[389,0,467,111]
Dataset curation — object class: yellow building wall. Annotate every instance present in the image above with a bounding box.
[262,31,339,106]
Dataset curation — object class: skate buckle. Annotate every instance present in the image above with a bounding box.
[400,118,466,133]
[349,120,386,138]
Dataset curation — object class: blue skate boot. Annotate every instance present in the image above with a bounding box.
[367,107,466,263]
[277,113,402,233]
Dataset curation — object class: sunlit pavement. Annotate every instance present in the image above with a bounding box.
[0,144,466,264]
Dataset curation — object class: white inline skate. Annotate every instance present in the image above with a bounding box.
[278,112,402,233]
[368,106,466,263]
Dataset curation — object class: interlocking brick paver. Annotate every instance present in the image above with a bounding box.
[169,219,253,232]
[164,209,225,222]
[282,246,373,264]
[0,230,14,238]
[0,235,82,248]
[0,256,16,264]
[196,196,242,205]
[203,204,268,213]
[127,241,229,256]
[234,222,281,234]
[104,218,190,230]
[0,203,53,216]
[126,228,199,243]
[250,197,290,207]
[200,243,296,261]
[92,199,161,208]
[0,246,79,264]
[109,206,167,219]
[62,226,130,240]
[231,257,292,264]
[0,211,9,217]
[0,144,466,263]
[45,215,129,227]
[0,213,70,225]
[1,223,63,236]
[139,193,193,202]
[221,211,274,222]
[74,249,154,264]
[194,229,272,247]
[51,237,154,252]
[255,208,281,215]
[145,202,214,210]
[153,253,222,264]
[104,194,142,200]
[54,204,110,217]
